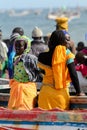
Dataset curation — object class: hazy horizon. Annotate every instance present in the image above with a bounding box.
[0,0,87,10]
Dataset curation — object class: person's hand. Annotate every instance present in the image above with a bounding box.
[77,92,86,96]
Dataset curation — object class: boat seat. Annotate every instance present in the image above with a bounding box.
[70,95,87,110]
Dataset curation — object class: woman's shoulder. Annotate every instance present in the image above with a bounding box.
[38,51,52,66]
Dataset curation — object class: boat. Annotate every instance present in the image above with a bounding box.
[0,78,87,129]
[0,78,10,107]
[47,11,80,21]
[8,9,30,17]
[47,8,80,22]
[0,78,10,93]
[0,103,87,129]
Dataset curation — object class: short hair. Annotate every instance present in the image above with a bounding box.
[12,27,24,36]
[76,41,85,51]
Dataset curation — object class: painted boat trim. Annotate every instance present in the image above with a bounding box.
[0,108,86,129]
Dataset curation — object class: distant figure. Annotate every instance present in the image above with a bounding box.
[8,36,42,110]
[30,26,48,57]
[55,17,76,54]
[76,41,85,52]
[0,29,8,78]
[12,27,24,36]
[75,41,87,65]
[75,51,87,75]
[75,51,87,88]
[43,33,51,45]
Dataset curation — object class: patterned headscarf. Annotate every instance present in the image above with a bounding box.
[14,36,29,54]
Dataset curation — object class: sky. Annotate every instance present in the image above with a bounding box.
[0,0,87,10]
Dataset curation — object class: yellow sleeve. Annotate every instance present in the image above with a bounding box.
[52,45,67,89]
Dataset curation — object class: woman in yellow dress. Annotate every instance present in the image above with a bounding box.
[38,30,84,110]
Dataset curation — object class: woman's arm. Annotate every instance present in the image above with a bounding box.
[67,62,85,95]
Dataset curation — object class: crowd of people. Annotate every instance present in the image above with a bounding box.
[0,16,87,111]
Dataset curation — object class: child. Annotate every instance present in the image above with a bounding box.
[8,36,42,110]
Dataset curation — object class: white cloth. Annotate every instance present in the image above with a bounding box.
[0,40,8,61]
[77,71,87,92]
[77,71,87,87]
[69,71,87,93]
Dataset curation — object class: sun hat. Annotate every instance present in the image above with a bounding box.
[32,26,43,38]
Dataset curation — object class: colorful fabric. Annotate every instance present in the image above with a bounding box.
[8,33,20,79]
[19,35,31,54]
[8,36,41,110]
[8,79,37,110]
[14,53,42,82]
[8,35,31,79]
[0,57,8,78]
[13,55,29,82]
[8,50,15,79]
[55,17,68,31]
[76,64,87,78]
[62,30,69,35]
[81,48,87,55]
[52,46,74,89]
[38,45,74,110]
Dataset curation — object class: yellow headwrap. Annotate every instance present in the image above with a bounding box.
[55,17,68,31]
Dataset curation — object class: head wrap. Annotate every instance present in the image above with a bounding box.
[55,17,68,31]
[62,30,69,35]
[20,35,31,53]
[14,36,28,52]
[32,26,43,37]
[14,36,28,45]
